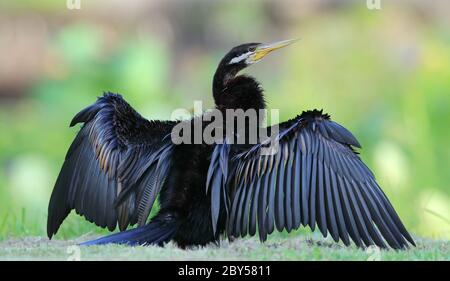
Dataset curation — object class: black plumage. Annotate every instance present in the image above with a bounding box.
[47,40,415,249]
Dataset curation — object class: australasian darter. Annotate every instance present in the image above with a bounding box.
[47,39,415,249]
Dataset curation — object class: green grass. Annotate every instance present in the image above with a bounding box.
[0,235,448,261]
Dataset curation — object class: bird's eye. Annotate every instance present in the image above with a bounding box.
[248,47,256,52]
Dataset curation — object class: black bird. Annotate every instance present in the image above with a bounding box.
[47,39,415,249]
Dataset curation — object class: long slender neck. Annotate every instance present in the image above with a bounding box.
[212,61,239,104]
[212,63,266,112]
[212,61,267,145]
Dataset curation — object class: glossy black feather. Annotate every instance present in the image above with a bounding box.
[47,93,176,238]
[275,146,287,231]
[266,150,281,235]
[221,110,415,249]
[324,164,339,242]
[292,139,301,229]
[284,140,294,232]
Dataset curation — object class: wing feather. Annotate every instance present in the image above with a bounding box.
[210,110,414,248]
[47,93,176,238]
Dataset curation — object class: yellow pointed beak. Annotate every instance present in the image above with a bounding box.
[250,38,300,63]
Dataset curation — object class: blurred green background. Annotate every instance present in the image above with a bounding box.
[0,0,449,241]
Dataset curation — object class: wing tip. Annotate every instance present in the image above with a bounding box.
[46,219,57,240]
[69,103,98,127]
[69,92,124,127]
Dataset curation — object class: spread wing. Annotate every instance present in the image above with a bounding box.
[208,110,415,249]
[47,92,177,238]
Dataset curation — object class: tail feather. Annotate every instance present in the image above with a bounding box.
[79,219,178,246]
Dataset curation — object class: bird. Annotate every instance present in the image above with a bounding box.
[47,39,415,249]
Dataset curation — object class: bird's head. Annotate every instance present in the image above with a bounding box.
[223,38,299,69]
[213,39,299,110]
